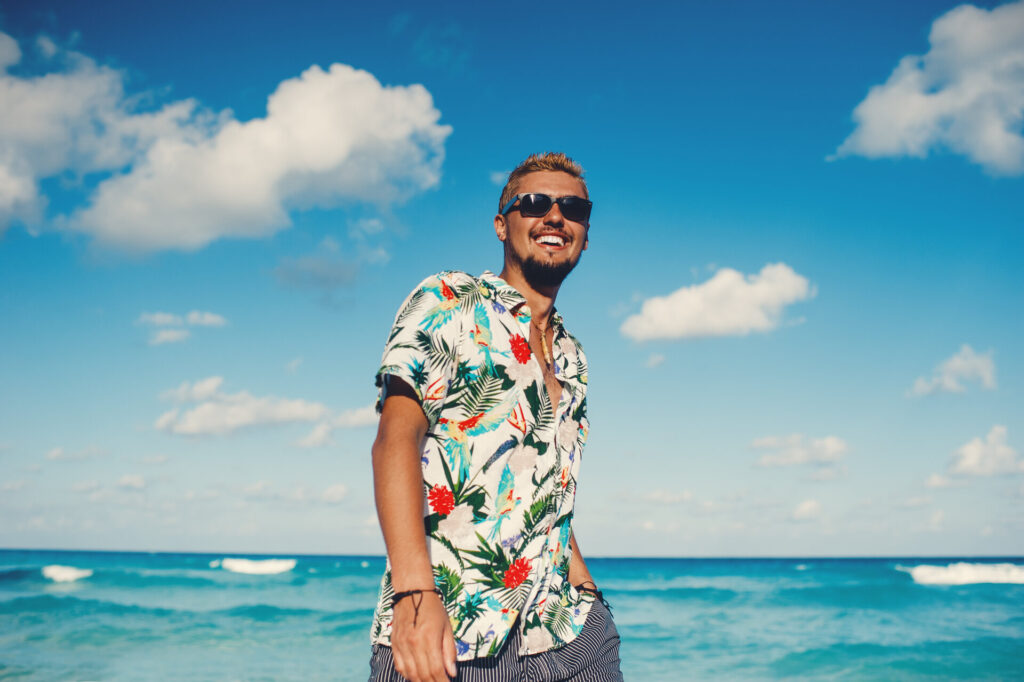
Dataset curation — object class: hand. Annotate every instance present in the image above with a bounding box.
[390,591,457,682]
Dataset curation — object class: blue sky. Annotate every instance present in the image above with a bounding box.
[1,0,1021,557]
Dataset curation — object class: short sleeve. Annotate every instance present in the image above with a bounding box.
[375,272,463,427]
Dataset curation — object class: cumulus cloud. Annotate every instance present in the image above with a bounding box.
[621,263,814,341]
[948,425,1022,476]
[0,31,451,249]
[149,328,190,345]
[752,434,848,468]
[832,1,1024,175]
[909,344,996,396]
[187,311,227,327]
[298,405,378,447]
[791,499,822,522]
[138,311,184,326]
[117,474,145,490]
[155,376,328,436]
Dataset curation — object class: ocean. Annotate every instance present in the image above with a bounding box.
[1,550,1022,680]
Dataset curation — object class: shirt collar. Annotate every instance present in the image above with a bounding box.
[479,270,565,328]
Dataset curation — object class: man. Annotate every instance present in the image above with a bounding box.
[368,153,622,682]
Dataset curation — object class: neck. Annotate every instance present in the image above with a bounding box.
[497,264,558,326]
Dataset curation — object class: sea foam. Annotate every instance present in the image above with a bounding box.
[41,565,93,583]
[220,558,296,575]
[900,562,1024,585]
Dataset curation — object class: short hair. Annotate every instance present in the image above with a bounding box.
[498,152,588,212]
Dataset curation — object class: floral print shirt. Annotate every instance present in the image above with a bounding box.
[371,270,594,660]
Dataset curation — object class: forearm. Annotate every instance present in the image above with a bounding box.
[568,533,595,587]
[372,391,434,590]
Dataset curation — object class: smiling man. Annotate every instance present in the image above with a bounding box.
[368,153,623,681]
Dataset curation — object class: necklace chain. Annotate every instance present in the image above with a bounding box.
[532,318,553,368]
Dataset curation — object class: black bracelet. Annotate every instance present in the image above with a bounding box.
[391,588,442,626]
[575,583,612,611]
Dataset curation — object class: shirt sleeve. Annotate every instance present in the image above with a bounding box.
[375,272,463,428]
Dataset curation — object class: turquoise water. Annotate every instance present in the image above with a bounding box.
[1,550,1022,680]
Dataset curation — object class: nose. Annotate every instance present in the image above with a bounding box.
[543,201,565,225]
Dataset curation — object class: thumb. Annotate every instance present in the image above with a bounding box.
[442,626,457,678]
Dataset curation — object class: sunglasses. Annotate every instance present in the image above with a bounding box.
[500,193,592,223]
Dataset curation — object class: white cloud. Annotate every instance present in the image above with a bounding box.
[643,489,693,504]
[149,328,190,345]
[155,379,328,436]
[0,32,451,249]
[187,311,227,327]
[490,170,509,186]
[645,353,665,369]
[832,1,1024,175]
[929,509,945,532]
[752,434,848,467]
[46,445,103,461]
[909,344,996,396]
[621,263,814,341]
[138,311,183,326]
[161,376,225,403]
[322,484,348,503]
[949,425,1022,476]
[925,473,954,488]
[286,356,303,373]
[117,474,145,490]
[298,405,378,447]
[72,480,100,493]
[792,499,821,522]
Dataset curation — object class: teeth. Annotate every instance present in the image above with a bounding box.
[536,235,565,246]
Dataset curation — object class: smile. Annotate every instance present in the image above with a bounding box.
[534,233,568,249]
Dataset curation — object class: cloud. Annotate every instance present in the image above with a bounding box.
[322,484,348,503]
[138,311,183,326]
[161,376,225,402]
[149,328,190,345]
[621,263,814,341]
[948,425,1022,476]
[2,480,27,492]
[46,445,104,461]
[298,405,378,447]
[642,489,693,504]
[274,241,359,295]
[155,377,328,436]
[187,311,227,327]
[490,171,509,186]
[71,480,100,493]
[925,473,954,488]
[752,434,848,467]
[0,32,451,249]
[645,353,665,369]
[832,1,1024,175]
[902,496,932,508]
[791,499,822,522]
[286,356,303,373]
[117,474,145,490]
[909,344,996,396]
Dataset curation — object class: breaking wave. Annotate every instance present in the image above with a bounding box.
[899,562,1024,585]
[219,558,296,575]
[41,565,93,583]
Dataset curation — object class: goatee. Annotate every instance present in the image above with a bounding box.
[506,242,580,289]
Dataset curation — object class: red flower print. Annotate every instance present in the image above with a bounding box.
[428,485,455,516]
[503,558,532,589]
[510,334,531,364]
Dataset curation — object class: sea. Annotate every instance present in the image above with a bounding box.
[1,550,1022,681]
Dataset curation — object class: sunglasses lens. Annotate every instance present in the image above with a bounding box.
[558,197,592,222]
[519,194,553,217]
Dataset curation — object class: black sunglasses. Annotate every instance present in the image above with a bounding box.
[500,193,592,223]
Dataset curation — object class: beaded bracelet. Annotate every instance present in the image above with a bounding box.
[391,588,443,626]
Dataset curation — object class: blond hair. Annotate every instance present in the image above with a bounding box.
[498,152,587,212]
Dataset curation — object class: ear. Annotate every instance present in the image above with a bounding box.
[494,214,507,242]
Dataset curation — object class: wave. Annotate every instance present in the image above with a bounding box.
[0,567,37,583]
[42,564,93,583]
[898,562,1024,585]
[219,558,296,575]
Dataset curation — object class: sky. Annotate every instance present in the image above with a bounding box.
[0,0,1022,557]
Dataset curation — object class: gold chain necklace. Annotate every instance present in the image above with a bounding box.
[532,318,553,367]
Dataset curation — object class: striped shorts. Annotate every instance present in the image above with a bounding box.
[368,599,623,681]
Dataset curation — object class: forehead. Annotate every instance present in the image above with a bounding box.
[517,170,587,198]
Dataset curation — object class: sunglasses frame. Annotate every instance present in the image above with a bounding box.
[499,193,592,223]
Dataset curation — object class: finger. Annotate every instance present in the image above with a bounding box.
[442,629,457,678]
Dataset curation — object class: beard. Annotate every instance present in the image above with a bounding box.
[505,240,580,289]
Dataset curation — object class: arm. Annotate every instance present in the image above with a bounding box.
[568,533,595,588]
[372,377,457,682]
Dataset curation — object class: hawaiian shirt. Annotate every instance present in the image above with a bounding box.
[370,270,594,660]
